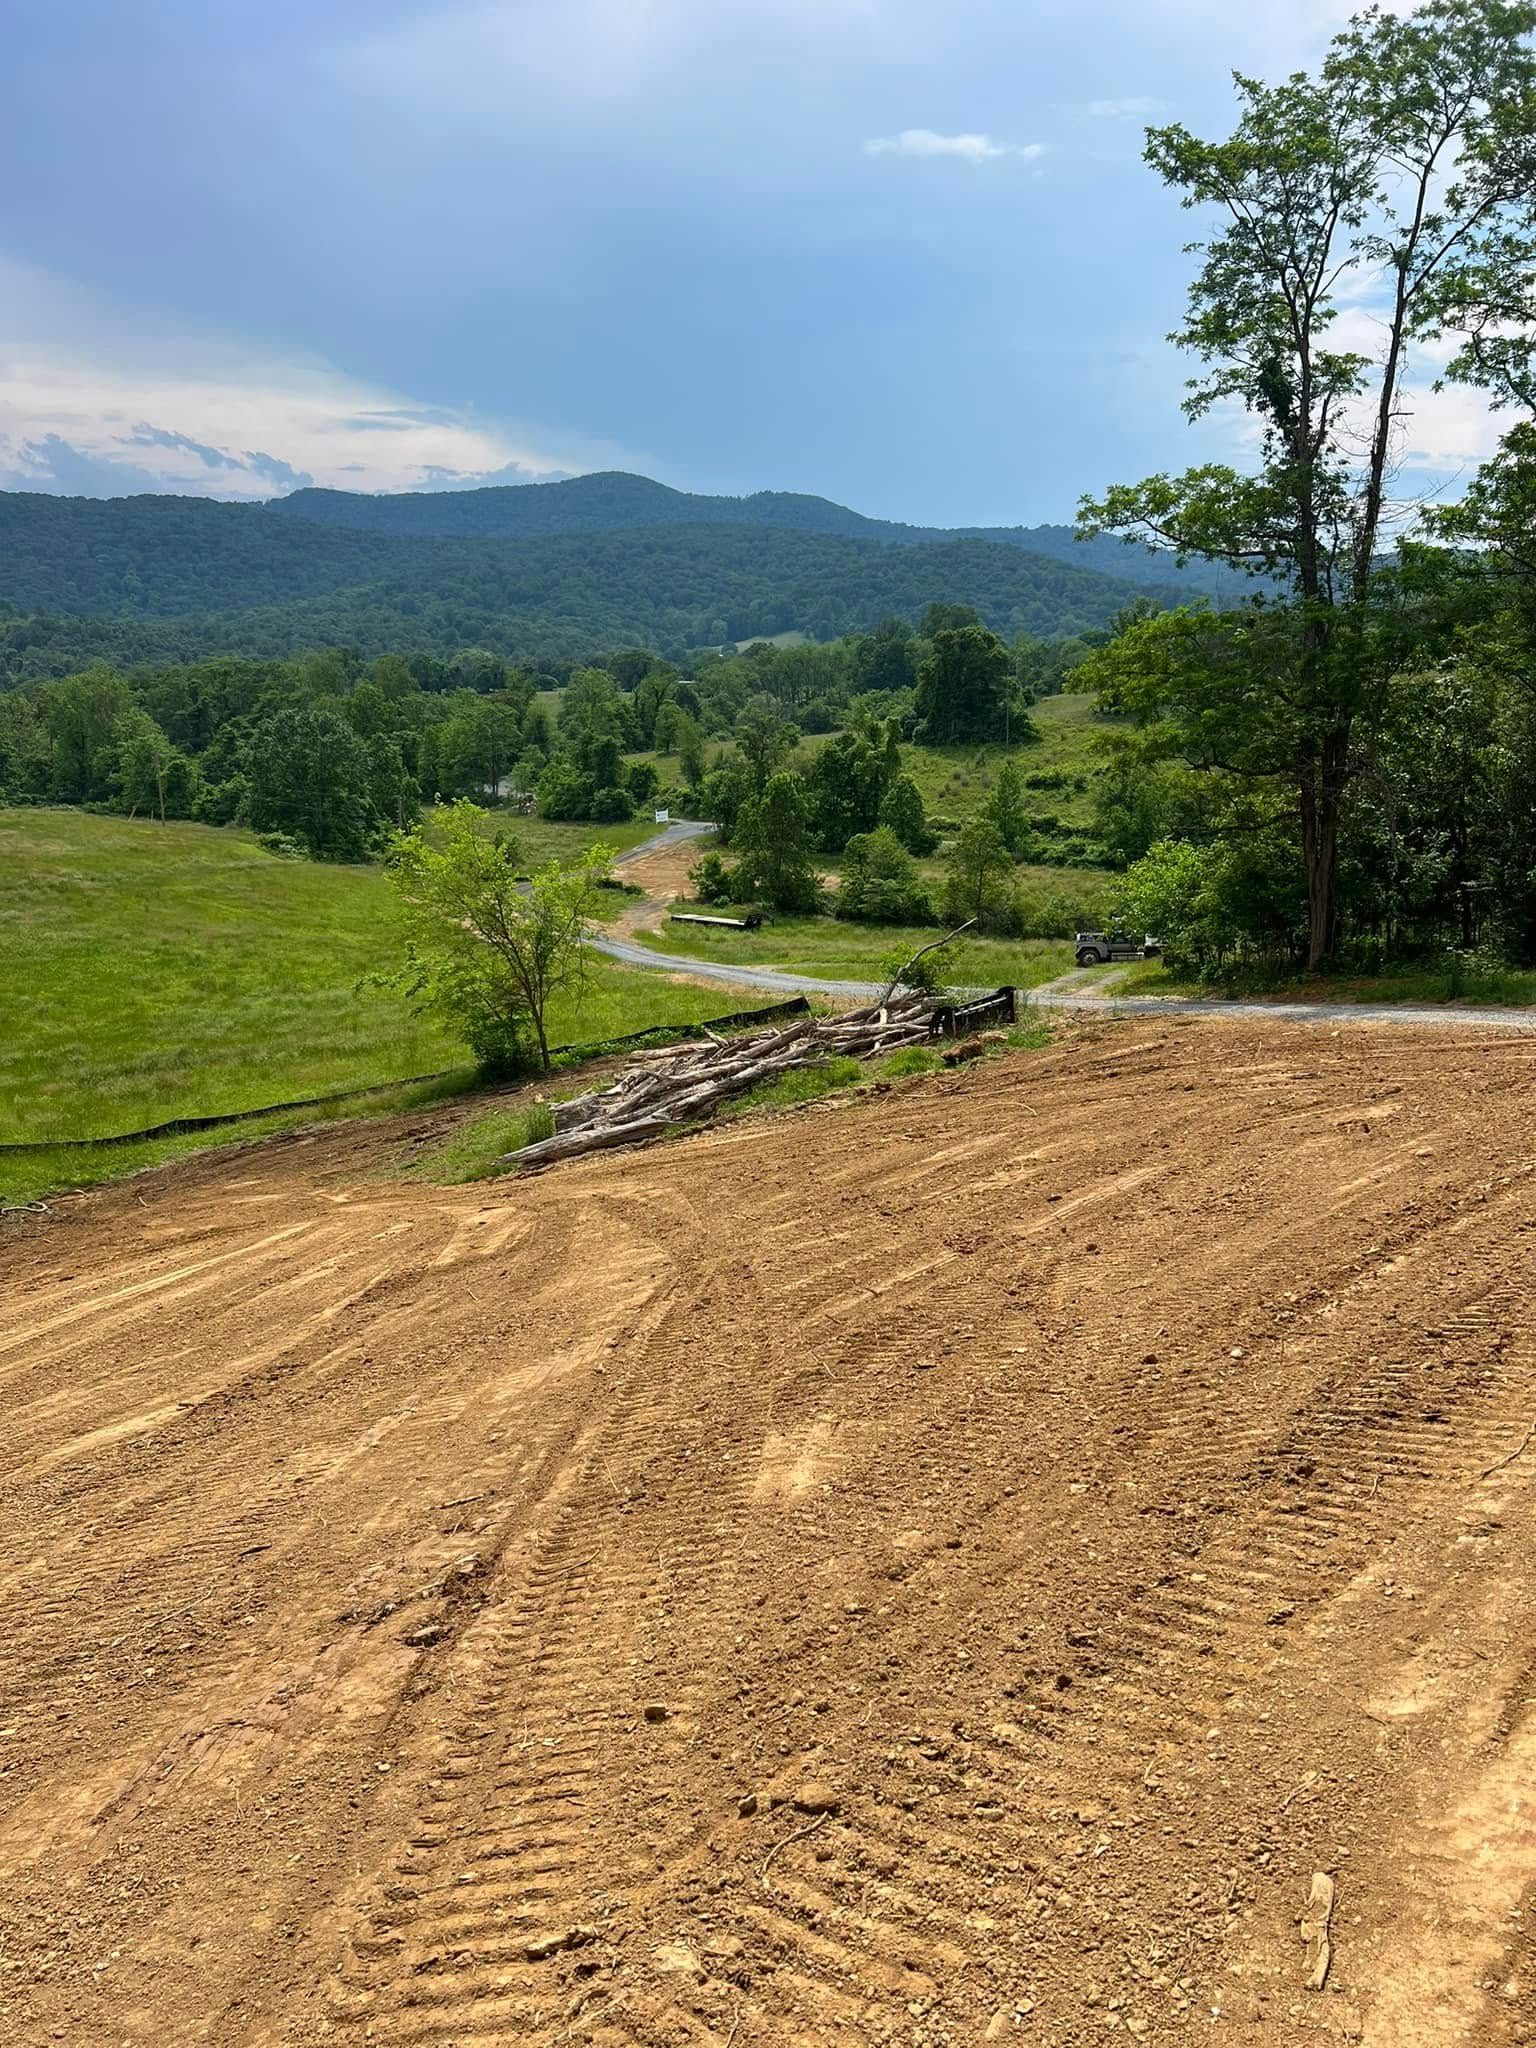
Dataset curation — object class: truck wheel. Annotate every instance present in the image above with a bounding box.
[1076,947,1099,967]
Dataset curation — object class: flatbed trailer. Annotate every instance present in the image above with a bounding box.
[669,911,765,932]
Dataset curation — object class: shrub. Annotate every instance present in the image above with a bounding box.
[689,849,737,904]
[256,830,305,859]
[880,942,953,994]
[836,826,934,925]
[591,784,635,823]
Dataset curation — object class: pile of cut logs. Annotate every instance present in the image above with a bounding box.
[503,993,939,1169]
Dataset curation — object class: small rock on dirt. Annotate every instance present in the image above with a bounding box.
[524,1926,597,1963]
[792,1783,841,1815]
[642,1702,669,1723]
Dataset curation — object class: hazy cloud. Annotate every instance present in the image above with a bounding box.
[0,257,600,501]
[0,432,170,497]
[864,130,1044,163]
[240,448,316,491]
[417,459,574,490]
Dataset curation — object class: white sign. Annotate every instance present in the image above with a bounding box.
[654,808,670,824]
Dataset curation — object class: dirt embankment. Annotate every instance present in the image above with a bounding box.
[2,1017,1534,2047]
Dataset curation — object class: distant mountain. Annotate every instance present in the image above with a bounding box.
[273,470,1250,601]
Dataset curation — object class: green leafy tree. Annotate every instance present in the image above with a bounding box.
[0,693,50,798]
[560,667,629,748]
[385,800,612,1072]
[537,756,596,821]
[987,757,1038,860]
[37,667,137,800]
[836,827,933,924]
[735,695,801,791]
[365,733,421,833]
[114,711,198,821]
[914,626,1013,744]
[732,771,822,912]
[676,712,707,792]
[699,749,754,842]
[1120,825,1307,975]
[689,848,736,904]
[591,783,635,823]
[1080,0,1536,965]
[246,704,373,860]
[943,817,1014,930]
[878,772,936,855]
[807,728,889,851]
[854,619,918,694]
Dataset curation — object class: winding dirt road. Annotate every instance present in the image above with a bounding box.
[3,1016,1535,2046]
[597,823,1536,1033]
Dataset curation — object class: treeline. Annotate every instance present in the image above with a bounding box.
[272,469,1251,598]
[1080,538,1536,974]
[1065,0,1536,981]
[0,606,1101,864]
[0,499,1184,682]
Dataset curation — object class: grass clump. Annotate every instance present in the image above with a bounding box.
[726,1056,864,1116]
[416,1098,560,1183]
[879,1045,943,1077]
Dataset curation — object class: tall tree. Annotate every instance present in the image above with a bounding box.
[246,704,373,859]
[732,772,822,913]
[914,626,1013,745]
[944,818,1014,929]
[734,695,801,791]
[1080,0,1536,966]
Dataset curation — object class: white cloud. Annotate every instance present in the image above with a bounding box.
[864,129,1044,163]
[1085,96,1171,120]
[0,256,603,500]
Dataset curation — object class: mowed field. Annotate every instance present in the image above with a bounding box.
[2,1016,1534,2045]
[0,810,740,1198]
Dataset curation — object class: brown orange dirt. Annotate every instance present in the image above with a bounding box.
[609,837,703,938]
[3,1016,1535,2048]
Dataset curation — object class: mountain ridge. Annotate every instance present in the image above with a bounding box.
[272,469,1247,600]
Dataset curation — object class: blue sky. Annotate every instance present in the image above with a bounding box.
[0,0,1492,523]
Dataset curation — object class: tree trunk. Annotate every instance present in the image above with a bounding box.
[1297,731,1349,970]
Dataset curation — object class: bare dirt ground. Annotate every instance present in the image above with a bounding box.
[3,1016,1535,2048]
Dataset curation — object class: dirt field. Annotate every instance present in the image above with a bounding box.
[3,1017,1534,2047]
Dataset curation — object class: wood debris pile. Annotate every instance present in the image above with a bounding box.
[504,994,940,1168]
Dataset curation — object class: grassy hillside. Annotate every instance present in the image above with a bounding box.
[906,692,1117,847]
[0,811,732,1167]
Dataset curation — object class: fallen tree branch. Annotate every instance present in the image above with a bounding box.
[876,920,976,1010]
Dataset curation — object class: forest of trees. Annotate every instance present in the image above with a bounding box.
[1075,0,1536,975]
[271,469,1251,597]
[0,500,1187,682]
[0,605,1087,865]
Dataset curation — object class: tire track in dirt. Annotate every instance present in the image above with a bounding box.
[3,1019,1535,2046]
[555,1044,1536,2042]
